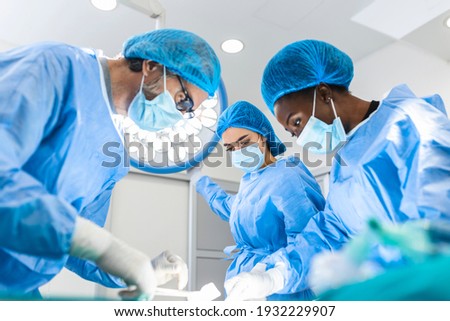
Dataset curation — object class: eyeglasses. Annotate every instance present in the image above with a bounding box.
[224,135,263,152]
[176,76,194,118]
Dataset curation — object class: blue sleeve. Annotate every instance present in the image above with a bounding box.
[0,46,77,257]
[272,161,326,232]
[393,104,450,220]
[195,176,235,222]
[65,258,125,289]
[422,93,447,116]
[263,218,333,294]
[64,185,124,288]
[262,164,331,294]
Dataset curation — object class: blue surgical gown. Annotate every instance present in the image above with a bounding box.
[0,42,129,296]
[319,84,450,250]
[196,156,330,300]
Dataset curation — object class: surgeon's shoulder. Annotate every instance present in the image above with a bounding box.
[384,84,448,119]
[273,155,312,176]
[2,42,84,72]
[13,41,72,55]
[11,42,92,68]
[276,155,302,167]
[386,88,449,136]
[36,42,93,59]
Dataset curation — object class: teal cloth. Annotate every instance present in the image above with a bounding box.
[319,254,450,300]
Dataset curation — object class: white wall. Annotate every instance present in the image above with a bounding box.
[0,38,16,51]
[352,40,450,115]
[97,172,190,299]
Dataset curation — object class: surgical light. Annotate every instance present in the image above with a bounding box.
[101,0,225,173]
[119,85,227,173]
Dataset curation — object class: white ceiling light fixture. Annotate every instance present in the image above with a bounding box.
[445,16,450,29]
[119,0,166,28]
[90,0,118,11]
[221,39,244,54]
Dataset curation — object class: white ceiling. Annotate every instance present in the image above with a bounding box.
[1,0,449,108]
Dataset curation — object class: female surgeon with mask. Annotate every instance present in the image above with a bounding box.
[261,39,450,251]
[194,101,331,300]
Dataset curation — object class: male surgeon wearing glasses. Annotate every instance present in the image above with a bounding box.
[0,29,221,300]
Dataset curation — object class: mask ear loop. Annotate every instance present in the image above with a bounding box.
[330,98,338,119]
[257,134,267,160]
[163,66,167,92]
[312,88,317,117]
[139,73,145,92]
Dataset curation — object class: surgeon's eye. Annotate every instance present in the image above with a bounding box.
[294,118,301,127]
[240,139,251,148]
[226,146,234,152]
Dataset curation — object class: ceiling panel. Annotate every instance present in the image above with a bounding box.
[0,0,446,108]
[404,9,450,62]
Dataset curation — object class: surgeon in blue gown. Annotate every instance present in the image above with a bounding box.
[261,39,450,251]
[0,29,221,299]
[195,101,330,300]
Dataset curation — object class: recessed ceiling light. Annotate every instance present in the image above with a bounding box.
[91,0,117,11]
[445,17,450,28]
[221,39,244,54]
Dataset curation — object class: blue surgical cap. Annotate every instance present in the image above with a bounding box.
[217,101,286,157]
[123,29,221,96]
[261,39,354,113]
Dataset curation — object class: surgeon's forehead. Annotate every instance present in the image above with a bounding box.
[274,103,283,118]
[275,92,309,115]
[222,127,256,143]
[273,98,293,120]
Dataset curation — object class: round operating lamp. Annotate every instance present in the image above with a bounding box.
[115,79,227,174]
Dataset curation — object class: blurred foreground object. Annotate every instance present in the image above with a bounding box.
[310,218,450,300]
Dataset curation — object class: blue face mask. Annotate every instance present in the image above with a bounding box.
[296,89,346,154]
[128,67,183,131]
[231,143,265,173]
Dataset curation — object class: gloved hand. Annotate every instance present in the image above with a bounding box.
[308,251,362,295]
[151,250,188,290]
[225,263,286,301]
[70,217,157,300]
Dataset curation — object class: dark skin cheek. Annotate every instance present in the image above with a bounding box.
[314,102,335,125]
[276,97,338,137]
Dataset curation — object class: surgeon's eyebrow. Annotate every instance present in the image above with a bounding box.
[223,135,249,147]
[285,112,293,126]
